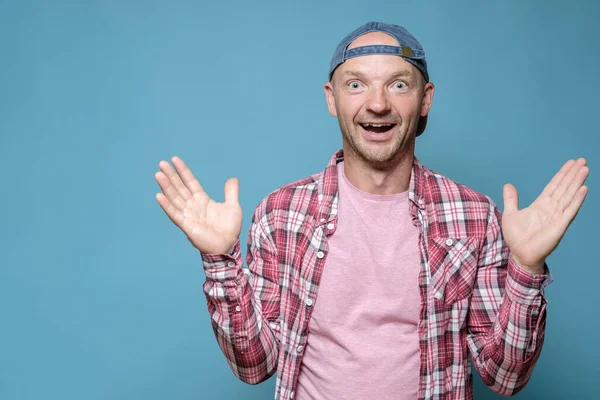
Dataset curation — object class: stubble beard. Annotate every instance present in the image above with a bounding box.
[339,120,411,169]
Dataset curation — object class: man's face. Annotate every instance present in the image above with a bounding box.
[325,32,434,166]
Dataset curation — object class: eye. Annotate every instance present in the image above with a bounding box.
[347,81,361,89]
[394,81,407,89]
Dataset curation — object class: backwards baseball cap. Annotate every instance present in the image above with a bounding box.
[329,21,429,83]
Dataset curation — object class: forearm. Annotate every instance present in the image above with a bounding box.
[467,259,548,396]
[202,239,279,384]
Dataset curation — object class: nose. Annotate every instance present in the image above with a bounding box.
[365,86,391,114]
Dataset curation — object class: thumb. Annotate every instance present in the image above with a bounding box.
[503,183,519,214]
[224,177,240,206]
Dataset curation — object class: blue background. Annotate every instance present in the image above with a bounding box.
[1,0,597,399]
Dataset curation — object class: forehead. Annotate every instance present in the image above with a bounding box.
[335,54,420,82]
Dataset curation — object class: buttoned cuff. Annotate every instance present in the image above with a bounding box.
[506,259,552,304]
[201,240,242,282]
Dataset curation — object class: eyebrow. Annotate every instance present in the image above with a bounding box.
[343,69,414,80]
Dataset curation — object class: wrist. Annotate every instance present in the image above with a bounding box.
[510,255,545,275]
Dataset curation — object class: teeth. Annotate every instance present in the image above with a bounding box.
[364,123,392,127]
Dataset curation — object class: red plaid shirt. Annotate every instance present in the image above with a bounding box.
[201,149,551,399]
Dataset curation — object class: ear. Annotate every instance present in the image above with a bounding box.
[420,81,435,118]
[324,81,337,117]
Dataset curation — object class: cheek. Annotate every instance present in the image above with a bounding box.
[393,97,422,118]
[336,97,361,121]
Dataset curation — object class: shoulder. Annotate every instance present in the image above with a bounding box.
[251,170,323,221]
[421,164,500,238]
[423,163,494,207]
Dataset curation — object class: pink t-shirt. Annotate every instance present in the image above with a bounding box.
[295,161,421,399]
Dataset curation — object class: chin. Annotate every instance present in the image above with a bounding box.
[356,146,402,166]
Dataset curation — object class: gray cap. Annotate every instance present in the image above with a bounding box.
[329,21,429,82]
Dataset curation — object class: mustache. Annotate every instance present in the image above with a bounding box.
[355,113,400,124]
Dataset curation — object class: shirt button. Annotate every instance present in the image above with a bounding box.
[445,239,453,246]
[228,261,235,268]
[296,345,304,353]
[317,251,324,259]
[290,392,294,399]
[418,198,424,205]
[434,291,443,300]
[327,223,335,230]
[320,218,326,223]
[235,305,241,312]
[305,298,313,307]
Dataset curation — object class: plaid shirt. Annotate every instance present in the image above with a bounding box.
[201,149,551,400]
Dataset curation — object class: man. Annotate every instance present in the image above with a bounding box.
[154,22,589,399]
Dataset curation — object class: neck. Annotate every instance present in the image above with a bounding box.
[342,145,415,195]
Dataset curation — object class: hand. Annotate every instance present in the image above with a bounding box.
[501,158,589,274]
[155,156,243,254]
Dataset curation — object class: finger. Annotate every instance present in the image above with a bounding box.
[155,171,185,211]
[558,165,590,211]
[172,156,206,197]
[562,185,589,226]
[503,183,519,214]
[159,159,192,200]
[224,177,240,206]
[156,192,184,228]
[552,158,587,200]
[541,159,575,198]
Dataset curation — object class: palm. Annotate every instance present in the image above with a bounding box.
[181,192,242,254]
[501,158,589,270]
[503,193,565,268]
[155,156,242,254]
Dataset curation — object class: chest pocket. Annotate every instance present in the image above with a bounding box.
[427,236,479,306]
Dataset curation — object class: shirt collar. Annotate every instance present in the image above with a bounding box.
[317,149,429,223]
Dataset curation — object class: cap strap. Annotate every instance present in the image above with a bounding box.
[344,44,425,60]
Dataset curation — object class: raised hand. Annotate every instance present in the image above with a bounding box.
[501,158,589,274]
[155,156,243,255]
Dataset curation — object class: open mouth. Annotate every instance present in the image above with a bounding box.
[360,123,396,134]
